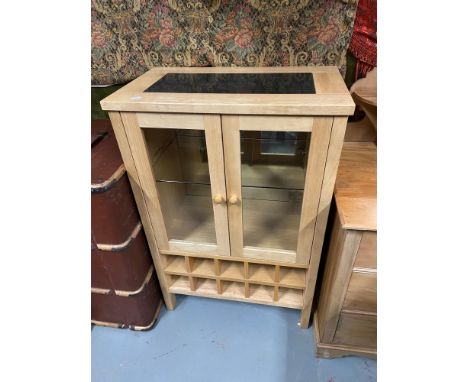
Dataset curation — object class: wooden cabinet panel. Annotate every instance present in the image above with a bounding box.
[334,312,376,349]
[343,271,376,313]
[354,231,377,270]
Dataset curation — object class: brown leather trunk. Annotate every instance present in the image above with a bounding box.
[91,121,139,244]
[91,120,162,329]
[91,224,153,291]
[91,271,162,329]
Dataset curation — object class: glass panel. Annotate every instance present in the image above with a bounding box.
[144,128,216,246]
[241,131,310,252]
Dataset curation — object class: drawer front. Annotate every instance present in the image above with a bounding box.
[343,271,377,312]
[333,312,376,349]
[354,231,376,269]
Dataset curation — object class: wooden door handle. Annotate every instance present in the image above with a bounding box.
[212,195,226,204]
[228,195,240,205]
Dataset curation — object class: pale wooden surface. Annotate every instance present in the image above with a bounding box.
[122,112,171,249]
[222,116,243,258]
[108,112,176,309]
[100,67,355,116]
[300,116,347,328]
[142,113,230,256]
[137,112,205,129]
[169,277,303,309]
[296,117,333,264]
[237,115,314,131]
[335,142,377,231]
[204,115,231,256]
[163,251,307,309]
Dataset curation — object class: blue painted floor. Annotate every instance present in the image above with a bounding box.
[92,295,376,382]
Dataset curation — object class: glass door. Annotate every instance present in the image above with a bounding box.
[222,115,332,264]
[128,113,229,256]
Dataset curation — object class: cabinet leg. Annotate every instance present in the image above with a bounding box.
[300,305,312,329]
[163,292,176,310]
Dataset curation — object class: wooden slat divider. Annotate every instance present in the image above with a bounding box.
[275,265,280,283]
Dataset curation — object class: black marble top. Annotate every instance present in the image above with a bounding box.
[144,72,315,94]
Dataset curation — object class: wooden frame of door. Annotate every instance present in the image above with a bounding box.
[221,115,333,266]
[121,112,230,257]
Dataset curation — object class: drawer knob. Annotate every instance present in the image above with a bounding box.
[228,195,240,205]
[212,195,225,204]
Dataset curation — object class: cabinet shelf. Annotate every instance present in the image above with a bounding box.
[164,253,306,309]
[249,263,276,284]
[191,258,216,277]
[279,268,306,289]
[249,284,275,302]
[278,288,304,308]
[165,256,187,274]
[222,281,245,299]
[220,261,245,280]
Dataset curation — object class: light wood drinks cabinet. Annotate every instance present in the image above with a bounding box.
[101,67,355,328]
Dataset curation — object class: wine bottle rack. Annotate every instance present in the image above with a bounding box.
[162,253,306,309]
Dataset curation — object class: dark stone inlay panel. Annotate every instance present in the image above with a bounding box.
[144,73,315,94]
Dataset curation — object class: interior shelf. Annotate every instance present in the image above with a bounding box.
[241,163,306,191]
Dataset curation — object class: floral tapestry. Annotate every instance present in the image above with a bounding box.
[92,0,358,85]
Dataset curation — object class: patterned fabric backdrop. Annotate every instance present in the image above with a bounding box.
[92,0,358,85]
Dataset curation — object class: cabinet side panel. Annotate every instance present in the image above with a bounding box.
[121,112,170,249]
[108,112,175,309]
[300,116,348,328]
[296,117,333,263]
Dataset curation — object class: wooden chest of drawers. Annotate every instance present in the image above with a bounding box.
[314,142,377,358]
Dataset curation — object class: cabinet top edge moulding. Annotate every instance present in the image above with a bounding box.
[100,66,355,116]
